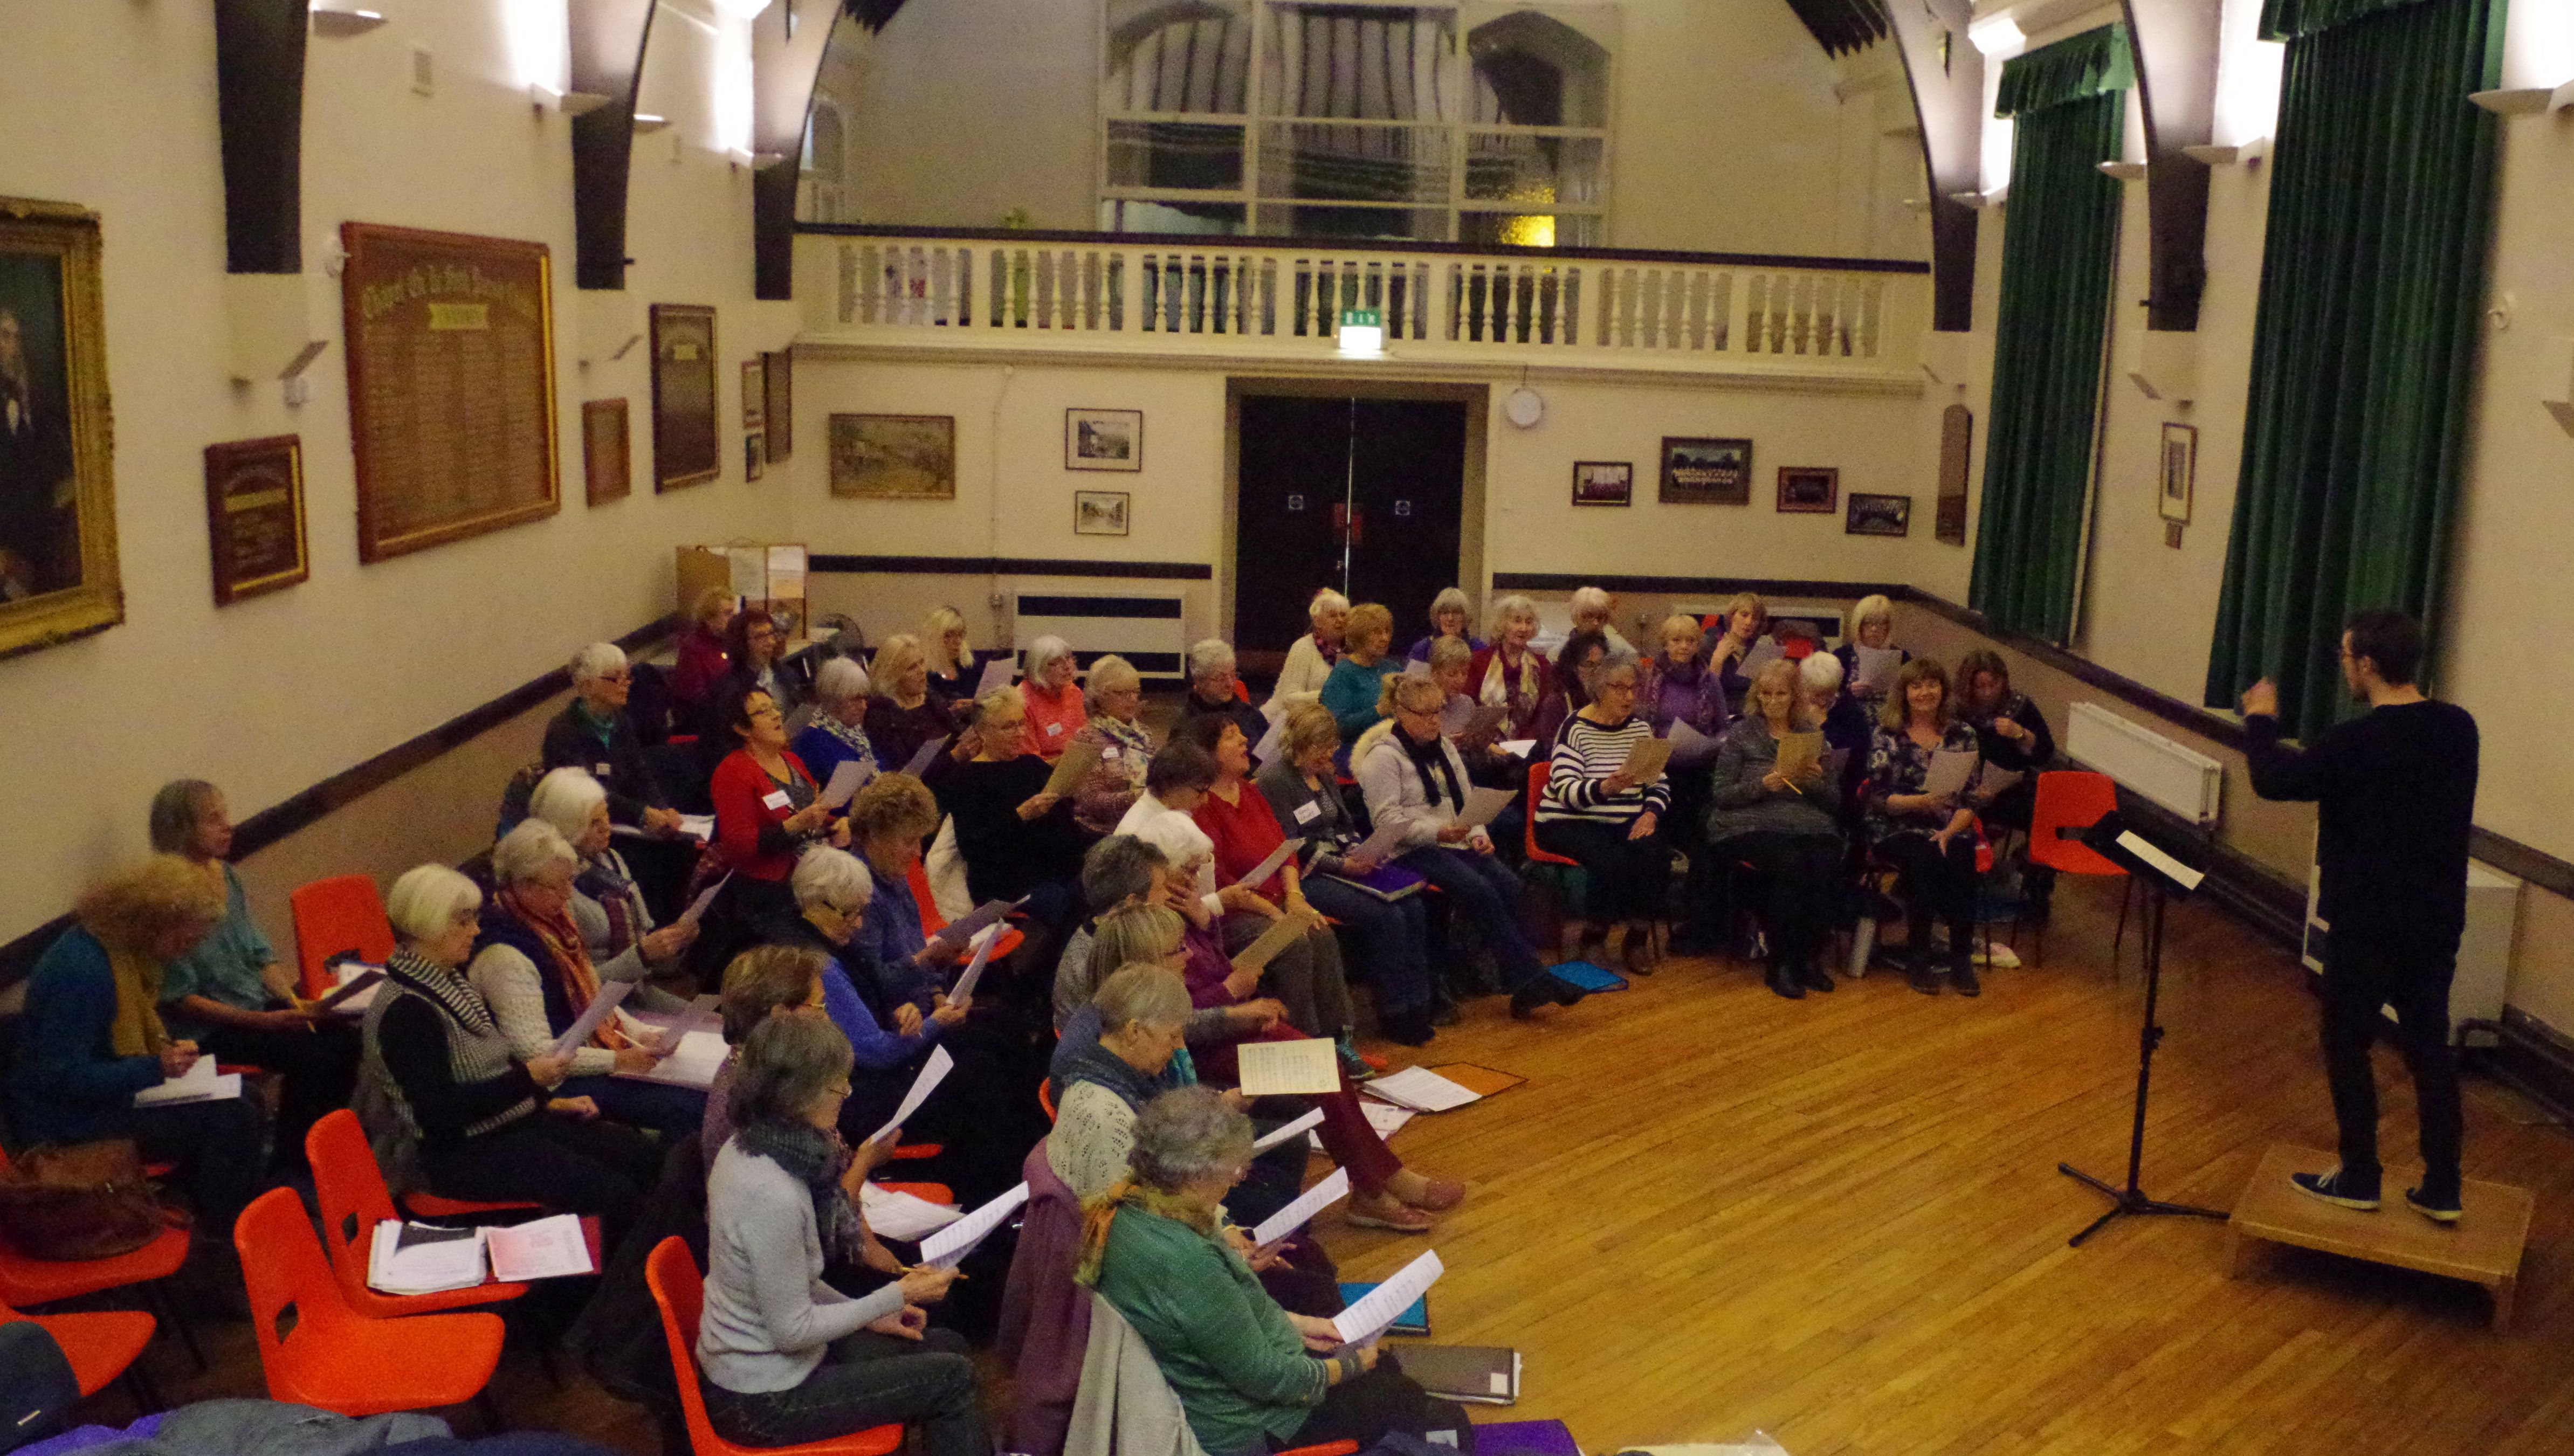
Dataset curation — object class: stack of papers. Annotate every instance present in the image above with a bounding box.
[367,1221,486,1295]
[1360,1067,1479,1112]
[134,1055,243,1108]
[485,1213,594,1282]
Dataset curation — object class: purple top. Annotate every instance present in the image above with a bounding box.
[1640,654,1728,740]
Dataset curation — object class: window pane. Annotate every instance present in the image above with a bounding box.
[1464,133,1602,205]
[1261,4,1459,120]
[1257,122,1449,202]
[1101,198,1248,234]
[1107,121,1246,191]
[1457,212,1599,247]
[1104,1,1251,114]
[1256,204,1449,241]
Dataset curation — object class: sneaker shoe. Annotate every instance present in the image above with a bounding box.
[1336,1045,1379,1081]
[2404,1186,2463,1224]
[2290,1166,2381,1211]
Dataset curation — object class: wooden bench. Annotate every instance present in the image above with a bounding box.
[2226,1143,2533,1331]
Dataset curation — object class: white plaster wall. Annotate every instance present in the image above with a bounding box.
[0,0,790,946]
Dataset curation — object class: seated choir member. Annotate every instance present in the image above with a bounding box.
[1254,702,1439,1046]
[1081,1088,1472,1456]
[1271,588,1350,707]
[1423,637,1520,785]
[1567,584,1633,653]
[1802,651,1875,825]
[669,586,735,724]
[697,1013,979,1454]
[862,634,959,775]
[1538,647,1671,974]
[147,779,360,1172]
[793,656,882,789]
[1176,638,1270,745]
[357,864,660,1252]
[1541,629,1611,748]
[1469,594,1554,744]
[470,819,704,1137]
[921,604,979,708]
[710,683,848,934]
[1053,839,1284,1050]
[527,768,699,996]
[935,688,1088,934]
[1355,671,1588,1017]
[9,856,263,1239]
[700,606,798,752]
[1834,594,1911,713]
[1956,649,2058,919]
[1017,634,1088,762]
[1405,586,1484,664]
[1706,591,1770,715]
[1866,658,1985,997]
[1319,602,1402,743]
[1068,654,1155,834]
[1637,615,1729,953]
[543,643,686,838]
[1708,659,1846,999]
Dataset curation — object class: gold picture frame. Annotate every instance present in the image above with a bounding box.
[829,413,956,500]
[0,197,121,661]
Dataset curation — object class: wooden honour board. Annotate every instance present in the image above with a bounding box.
[340,222,560,561]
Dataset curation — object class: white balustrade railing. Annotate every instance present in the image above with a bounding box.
[803,232,1921,374]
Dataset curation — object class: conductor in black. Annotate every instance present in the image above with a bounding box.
[2239,609,2477,1224]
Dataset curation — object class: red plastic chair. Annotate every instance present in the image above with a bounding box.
[646,1237,906,1456]
[905,861,1025,964]
[2,1301,154,1400]
[2026,770,2133,967]
[289,874,396,1000]
[1038,1080,1058,1123]
[1522,761,1577,869]
[305,1110,532,1317]
[0,1146,198,1369]
[405,1191,546,1220]
[235,1188,506,1417]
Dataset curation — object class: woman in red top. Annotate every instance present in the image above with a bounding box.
[711,686,849,903]
[1167,720,1358,1060]
[670,588,735,723]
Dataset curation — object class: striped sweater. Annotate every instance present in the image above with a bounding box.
[1538,712,1671,826]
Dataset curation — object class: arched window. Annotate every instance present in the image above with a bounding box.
[1463,12,1608,245]
[802,99,848,224]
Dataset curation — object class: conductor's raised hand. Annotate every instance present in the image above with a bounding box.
[2239,678,2279,719]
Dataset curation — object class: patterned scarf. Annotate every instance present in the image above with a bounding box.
[737,1118,868,1265]
[1073,1176,1220,1286]
[812,709,876,767]
[575,850,641,960]
[1480,644,1540,718]
[1314,633,1341,667]
[498,888,630,1051]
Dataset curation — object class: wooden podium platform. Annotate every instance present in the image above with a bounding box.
[2227,1144,2534,1330]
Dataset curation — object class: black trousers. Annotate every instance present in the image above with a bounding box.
[2321,927,2465,1200]
[419,1113,663,1258]
[200,1020,362,1170]
[1534,817,1670,923]
[1272,1360,1476,1455]
[1876,830,1977,933]
[1718,831,1843,974]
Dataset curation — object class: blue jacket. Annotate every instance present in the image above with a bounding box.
[8,927,163,1144]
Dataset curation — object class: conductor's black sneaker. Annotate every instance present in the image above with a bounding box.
[2290,1167,2381,1211]
[2404,1186,2463,1224]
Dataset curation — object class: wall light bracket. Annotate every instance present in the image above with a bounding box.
[310,6,387,37]
[2468,80,2574,115]
[2181,138,2269,165]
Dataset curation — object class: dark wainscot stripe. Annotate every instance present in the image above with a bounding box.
[810,555,1210,581]
[1016,595,1186,620]
[0,615,679,992]
[1491,572,1911,599]
[1899,590,2261,754]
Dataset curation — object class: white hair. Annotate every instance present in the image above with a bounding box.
[1134,809,1214,867]
[815,655,871,705]
[1307,589,1350,621]
[791,845,875,912]
[1489,594,1537,634]
[492,818,579,888]
[569,642,627,686]
[1024,635,1076,681]
[1187,639,1236,679]
[528,768,608,846]
[387,864,481,943]
[1801,652,1846,690]
[1429,586,1471,622]
[1570,585,1612,615]
[1085,654,1141,707]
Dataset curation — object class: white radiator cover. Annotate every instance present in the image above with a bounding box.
[2303,855,2522,1044]
[2063,701,2225,825]
[1013,590,1187,682]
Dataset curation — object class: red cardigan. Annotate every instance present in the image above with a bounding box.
[1194,780,1292,901]
[711,748,816,881]
[670,626,730,713]
[1468,643,1555,742]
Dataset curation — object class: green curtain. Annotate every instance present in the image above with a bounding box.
[2201,0,2504,734]
[1967,29,2130,643]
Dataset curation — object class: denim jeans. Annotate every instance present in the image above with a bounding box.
[1399,846,1547,991]
[701,1327,985,1453]
[1300,875,1434,1017]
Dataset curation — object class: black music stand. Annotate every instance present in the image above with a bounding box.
[2057,811,2229,1246]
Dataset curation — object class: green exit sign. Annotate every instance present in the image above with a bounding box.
[1339,308,1382,328]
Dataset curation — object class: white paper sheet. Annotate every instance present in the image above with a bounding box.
[676,813,715,841]
[866,1045,954,1144]
[1252,1168,1348,1248]
[1043,736,1104,797]
[1494,739,1537,759]
[1348,815,1411,865]
[1922,749,1980,800]
[133,1055,243,1107]
[1232,840,1300,891]
[1360,1100,1415,1140]
[1618,736,1674,784]
[1853,646,1904,694]
[1332,1250,1445,1345]
[946,923,1002,1007]
[1977,766,2025,799]
[618,1027,728,1088]
[917,1182,1028,1268]
[315,962,384,1015]
[1360,1067,1478,1113]
[485,1213,594,1282]
[368,1220,486,1295]
[1668,717,1720,768]
[2116,830,2205,892]
[900,736,951,778]
[547,980,635,1058]
[820,758,875,810]
[1739,637,1785,677]
[975,657,1016,696]
[1229,911,1313,977]
[1250,1107,1325,1153]
[1235,1038,1341,1096]
[677,873,733,929]
[859,1182,962,1240]
[1455,786,1517,831]
[1249,714,1287,768]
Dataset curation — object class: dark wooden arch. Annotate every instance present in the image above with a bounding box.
[1885,0,1984,332]
[214,0,309,274]
[570,0,660,292]
[2119,0,2220,330]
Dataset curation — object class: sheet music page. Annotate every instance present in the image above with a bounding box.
[1332,1250,1446,1345]
[975,658,1016,696]
[934,898,1020,949]
[1923,749,1979,799]
[918,1183,1030,1268]
[1043,737,1104,797]
[1773,730,1824,783]
[1252,1168,1349,1247]
[1235,1038,1341,1096]
[1233,840,1300,891]
[820,758,875,810]
[1456,787,1518,830]
[900,736,951,778]
[865,1045,955,1144]
[2116,831,2205,891]
[677,873,733,929]
[946,923,1003,1006]
[1853,646,1904,693]
[1229,910,1313,977]
[485,1213,594,1281]
[1250,1107,1325,1153]
[1361,1066,1478,1112]
[1618,736,1673,784]
[547,980,635,1058]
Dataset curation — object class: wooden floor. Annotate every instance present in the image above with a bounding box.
[117,875,2574,1454]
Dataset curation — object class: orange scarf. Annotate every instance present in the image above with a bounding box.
[500,888,630,1051]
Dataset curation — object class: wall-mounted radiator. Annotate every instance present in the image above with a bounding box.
[2063,702,2224,826]
[1013,591,1186,682]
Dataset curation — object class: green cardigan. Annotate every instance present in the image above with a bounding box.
[1091,1206,1327,1455]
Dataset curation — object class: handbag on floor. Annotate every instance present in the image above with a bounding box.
[0,1137,182,1260]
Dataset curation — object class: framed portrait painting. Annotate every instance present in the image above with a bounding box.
[0,197,120,660]
[1776,466,1838,513]
[1066,408,1143,471]
[1572,460,1633,507]
[1660,436,1752,505]
[1846,492,1912,538]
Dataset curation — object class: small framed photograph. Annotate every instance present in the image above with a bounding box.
[1776,466,1839,513]
[2159,423,2196,523]
[1066,408,1143,471]
[1846,492,1912,537]
[1660,436,1752,505]
[744,430,766,482]
[1074,489,1131,536]
[1572,460,1633,507]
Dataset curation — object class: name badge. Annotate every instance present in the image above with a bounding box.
[1045,722,1065,737]
[1291,801,1322,824]
[594,762,613,777]
[1100,746,1119,761]
[761,790,792,811]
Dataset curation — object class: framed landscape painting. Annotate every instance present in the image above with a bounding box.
[1066,408,1142,471]
[1777,466,1838,513]
[830,413,956,499]
[0,197,120,660]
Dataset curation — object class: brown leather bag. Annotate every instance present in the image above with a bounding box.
[0,1139,183,1261]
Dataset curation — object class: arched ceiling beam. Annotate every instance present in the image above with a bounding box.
[569,0,659,292]
[214,0,309,274]
[1885,0,1984,332]
[2118,0,2218,330]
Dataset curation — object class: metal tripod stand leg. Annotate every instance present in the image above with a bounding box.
[2060,886,2229,1245]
